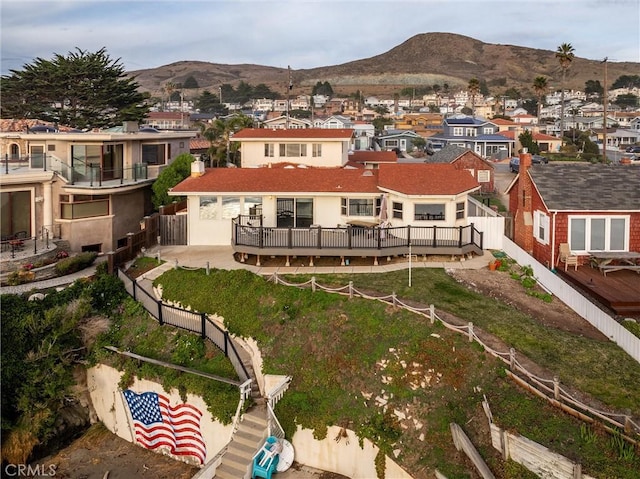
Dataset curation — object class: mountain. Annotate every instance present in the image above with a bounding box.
[128,33,639,98]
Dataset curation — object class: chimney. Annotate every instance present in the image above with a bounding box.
[514,148,534,253]
[191,160,205,177]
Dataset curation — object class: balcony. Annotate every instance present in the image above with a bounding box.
[232,216,483,261]
[1,155,150,189]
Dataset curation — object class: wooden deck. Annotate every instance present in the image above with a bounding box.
[558,265,640,317]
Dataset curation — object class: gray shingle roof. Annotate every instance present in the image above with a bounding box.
[529,163,640,211]
[427,145,469,163]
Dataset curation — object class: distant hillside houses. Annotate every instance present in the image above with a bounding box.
[143,84,639,155]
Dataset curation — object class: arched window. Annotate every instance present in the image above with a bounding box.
[10,143,19,161]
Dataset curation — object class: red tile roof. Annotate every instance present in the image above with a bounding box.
[497,131,558,141]
[378,163,479,195]
[348,151,398,163]
[170,167,380,194]
[232,128,354,140]
[171,163,479,196]
[490,118,516,125]
[190,138,210,150]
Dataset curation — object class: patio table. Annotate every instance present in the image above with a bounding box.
[588,251,640,276]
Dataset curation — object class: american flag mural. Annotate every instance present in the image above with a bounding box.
[123,390,207,464]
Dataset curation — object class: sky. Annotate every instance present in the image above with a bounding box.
[1,0,639,76]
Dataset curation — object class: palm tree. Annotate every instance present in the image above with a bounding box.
[467,78,480,117]
[532,76,549,123]
[201,115,255,167]
[555,43,575,142]
[163,81,176,111]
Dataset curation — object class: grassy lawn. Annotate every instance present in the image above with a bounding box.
[153,267,640,478]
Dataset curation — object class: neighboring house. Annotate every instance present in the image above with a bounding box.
[375,129,424,152]
[317,115,354,129]
[260,116,311,129]
[168,127,484,261]
[425,145,495,193]
[352,121,375,150]
[145,111,192,130]
[506,154,640,269]
[0,122,195,252]
[428,116,515,158]
[497,130,562,154]
[392,113,443,139]
[346,150,397,169]
[231,128,354,168]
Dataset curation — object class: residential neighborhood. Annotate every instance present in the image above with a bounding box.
[1,35,640,479]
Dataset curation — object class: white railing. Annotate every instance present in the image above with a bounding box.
[501,237,640,363]
[267,402,286,439]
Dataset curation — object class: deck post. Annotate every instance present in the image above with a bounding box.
[432,225,437,248]
[458,226,463,248]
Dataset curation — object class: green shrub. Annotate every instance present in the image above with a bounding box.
[54,252,98,276]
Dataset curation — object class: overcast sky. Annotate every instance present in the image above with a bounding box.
[2,0,639,76]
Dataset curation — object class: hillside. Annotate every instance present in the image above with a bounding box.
[128,32,639,98]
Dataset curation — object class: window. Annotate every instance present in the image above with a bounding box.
[483,127,495,134]
[341,198,375,216]
[456,202,465,220]
[312,143,322,157]
[384,139,399,148]
[465,128,476,137]
[243,196,263,216]
[221,196,240,219]
[453,127,464,136]
[279,143,307,157]
[142,144,167,165]
[392,201,403,220]
[414,203,445,221]
[60,194,109,219]
[569,216,628,252]
[477,170,490,182]
[199,196,218,220]
[264,143,274,157]
[533,210,549,244]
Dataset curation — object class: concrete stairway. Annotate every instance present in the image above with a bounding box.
[215,405,268,479]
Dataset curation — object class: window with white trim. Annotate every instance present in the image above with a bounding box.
[341,198,379,216]
[264,143,274,157]
[533,210,550,245]
[568,216,628,252]
[465,128,476,137]
[312,143,322,157]
[392,201,403,219]
[456,202,465,220]
[453,127,464,136]
[414,203,445,221]
[483,127,495,134]
[199,196,218,220]
[279,143,307,157]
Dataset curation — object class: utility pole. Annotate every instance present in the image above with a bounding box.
[286,65,292,129]
[602,57,608,163]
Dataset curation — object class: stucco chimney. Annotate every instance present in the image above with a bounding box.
[191,160,205,177]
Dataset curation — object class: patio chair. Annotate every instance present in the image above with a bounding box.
[557,243,579,271]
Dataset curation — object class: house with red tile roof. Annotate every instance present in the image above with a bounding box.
[168,128,484,262]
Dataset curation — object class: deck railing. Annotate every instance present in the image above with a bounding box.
[232,216,483,253]
[2,153,148,186]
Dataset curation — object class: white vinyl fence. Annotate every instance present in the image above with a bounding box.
[502,237,640,363]
[467,197,505,250]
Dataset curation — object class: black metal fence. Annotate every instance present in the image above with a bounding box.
[117,269,250,383]
[233,218,483,252]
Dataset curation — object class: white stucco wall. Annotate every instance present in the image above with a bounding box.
[240,141,347,168]
[87,364,234,465]
[291,425,413,479]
